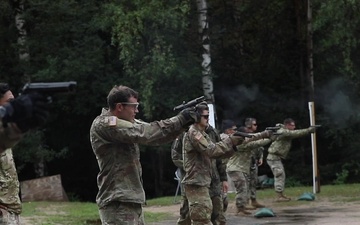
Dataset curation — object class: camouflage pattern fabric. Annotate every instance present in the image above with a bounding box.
[172,126,227,225]
[0,208,20,225]
[171,133,191,225]
[210,195,225,225]
[249,147,264,200]
[267,124,314,160]
[249,164,258,200]
[90,108,185,223]
[177,195,191,225]
[227,171,249,209]
[266,124,314,193]
[266,160,285,193]
[182,124,234,225]
[0,122,22,153]
[0,149,21,215]
[98,201,144,225]
[227,139,271,174]
[184,185,212,225]
[182,124,233,187]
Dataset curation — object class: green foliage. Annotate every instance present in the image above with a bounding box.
[333,169,349,185]
[285,177,303,188]
[21,201,100,225]
[21,201,170,224]
[2,0,360,201]
[103,0,201,119]
[13,131,68,175]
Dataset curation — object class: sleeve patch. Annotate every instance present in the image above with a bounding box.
[109,116,117,126]
[195,132,203,140]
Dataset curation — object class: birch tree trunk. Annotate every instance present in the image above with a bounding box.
[196,0,215,104]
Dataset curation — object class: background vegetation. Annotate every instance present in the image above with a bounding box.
[1,0,360,201]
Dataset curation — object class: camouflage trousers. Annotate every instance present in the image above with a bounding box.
[0,209,20,225]
[249,165,258,200]
[178,185,226,225]
[227,171,249,209]
[267,160,285,193]
[184,184,212,225]
[210,195,226,225]
[99,201,144,225]
[177,194,191,225]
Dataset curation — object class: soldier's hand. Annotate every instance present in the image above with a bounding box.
[3,93,49,132]
[178,107,200,127]
[229,135,244,147]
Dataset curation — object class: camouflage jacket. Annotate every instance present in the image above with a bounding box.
[182,124,234,188]
[227,138,271,174]
[0,121,22,154]
[171,126,227,196]
[206,126,227,197]
[90,108,185,207]
[0,148,21,214]
[267,124,314,160]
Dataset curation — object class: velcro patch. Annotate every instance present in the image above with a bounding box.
[195,132,203,140]
[109,116,117,126]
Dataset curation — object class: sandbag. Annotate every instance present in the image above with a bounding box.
[254,207,276,218]
[297,192,316,201]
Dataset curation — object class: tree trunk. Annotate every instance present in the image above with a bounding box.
[196,0,215,104]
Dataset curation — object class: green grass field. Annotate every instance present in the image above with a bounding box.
[21,183,360,225]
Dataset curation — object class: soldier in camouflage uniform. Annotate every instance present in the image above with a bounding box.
[90,85,200,225]
[0,83,49,225]
[266,118,316,202]
[171,125,228,225]
[0,84,21,225]
[205,125,228,225]
[219,120,238,212]
[171,132,191,225]
[244,118,265,208]
[182,104,244,225]
[226,126,272,215]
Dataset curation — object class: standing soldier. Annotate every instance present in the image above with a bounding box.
[182,104,244,225]
[266,118,316,202]
[172,124,229,225]
[219,119,238,210]
[171,132,191,225]
[244,117,265,208]
[226,126,272,215]
[90,85,200,225]
[205,125,228,225]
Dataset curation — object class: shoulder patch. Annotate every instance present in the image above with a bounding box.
[103,116,134,128]
[195,132,203,140]
[109,116,117,126]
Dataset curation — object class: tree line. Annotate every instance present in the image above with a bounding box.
[0,0,360,201]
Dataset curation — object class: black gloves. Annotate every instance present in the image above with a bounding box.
[178,107,201,127]
[2,93,49,132]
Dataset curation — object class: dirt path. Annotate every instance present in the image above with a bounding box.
[144,197,360,225]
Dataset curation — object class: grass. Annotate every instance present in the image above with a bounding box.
[21,183,360,224]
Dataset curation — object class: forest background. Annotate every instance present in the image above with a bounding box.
[1,0,360,202]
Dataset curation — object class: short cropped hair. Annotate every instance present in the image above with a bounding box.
[107,85,139,110]
[283,118,295,125]
[245,117,256,128]
[237,126,247,133]
[221,119,236,132]
[0,83,10,98]
[196,103,209,115]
